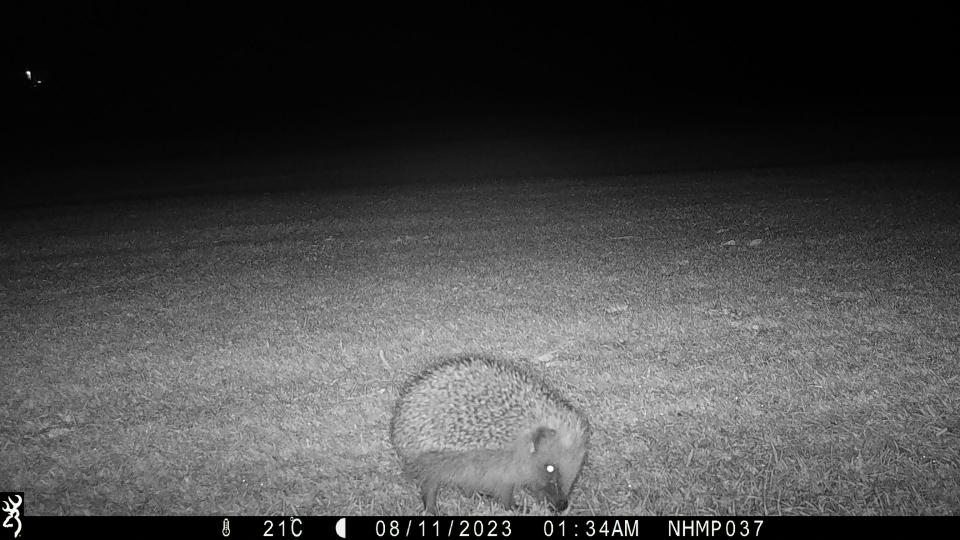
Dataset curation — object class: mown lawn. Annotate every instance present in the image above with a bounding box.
[1,158,958,515]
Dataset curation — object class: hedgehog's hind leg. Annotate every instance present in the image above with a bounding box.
[420,479,440,515]
[496,484,515,511]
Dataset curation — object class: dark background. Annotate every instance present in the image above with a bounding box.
[2,3,957,204]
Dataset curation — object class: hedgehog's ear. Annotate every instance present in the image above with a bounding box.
[530,427,558,453]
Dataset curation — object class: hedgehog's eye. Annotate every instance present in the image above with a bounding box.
[545,464,556,474]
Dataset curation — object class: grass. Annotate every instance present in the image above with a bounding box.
[1,158,958,515]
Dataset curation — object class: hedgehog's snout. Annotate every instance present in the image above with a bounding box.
[550,498,569,512]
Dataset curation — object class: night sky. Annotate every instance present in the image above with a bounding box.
[5,4,956,128]
[2,3,957,201]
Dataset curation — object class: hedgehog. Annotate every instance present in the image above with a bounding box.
[389,354,590,515]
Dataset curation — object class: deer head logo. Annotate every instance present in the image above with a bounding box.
[2,495,22,538]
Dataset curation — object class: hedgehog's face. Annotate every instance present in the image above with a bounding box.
[526,426,588,512]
